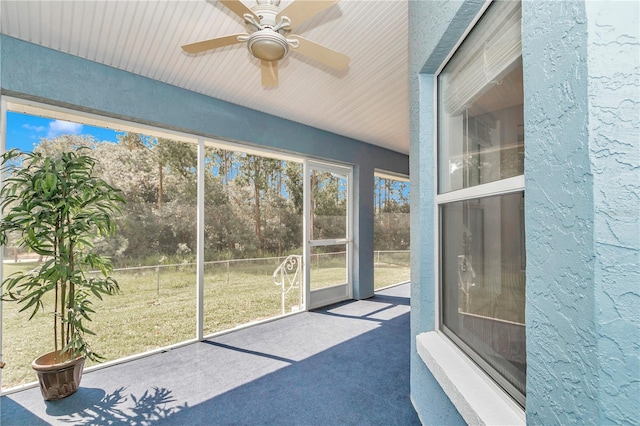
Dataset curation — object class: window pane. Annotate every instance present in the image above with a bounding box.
[1,117,199,389]
[441,192,526,399]
[310,245,347,290]
[311,170,347,240]
[373,175,410,290]
[438,1,523,193]
[202,149,304,334]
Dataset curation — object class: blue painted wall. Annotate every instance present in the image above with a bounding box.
[523,1,639,423]
[586,2,640,423]
[522,1,597,422]
[408,0,483,423]
[410,0,639,424]
[0,34,409,301]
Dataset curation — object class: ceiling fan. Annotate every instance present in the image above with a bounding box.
[182,0,350,88]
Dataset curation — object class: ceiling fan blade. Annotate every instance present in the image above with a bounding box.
[288,35,350,70]
[261,61,278,87]
[182,33,246,54]
[218,0,258,21]
[277,0,339,27]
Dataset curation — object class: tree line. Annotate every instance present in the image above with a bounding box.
[7,134,409,266]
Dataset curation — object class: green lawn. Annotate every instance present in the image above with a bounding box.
[374,251,410,289]
[1,258,409,390]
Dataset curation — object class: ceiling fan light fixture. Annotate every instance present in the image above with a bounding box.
[247,30,289,61]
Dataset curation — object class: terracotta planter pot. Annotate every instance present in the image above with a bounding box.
[32,351,85,401]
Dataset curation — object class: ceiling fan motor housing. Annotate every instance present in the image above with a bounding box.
[247,30,289,61]
[245,1,291,62]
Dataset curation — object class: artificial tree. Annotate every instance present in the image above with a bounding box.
[0,147,125,399]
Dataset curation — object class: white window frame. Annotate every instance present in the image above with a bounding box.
[416,1,526,423]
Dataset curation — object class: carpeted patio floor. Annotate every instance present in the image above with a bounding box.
[0,283,419,425]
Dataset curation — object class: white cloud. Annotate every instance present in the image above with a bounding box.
[22,124,46,132]
[47,120,83,138]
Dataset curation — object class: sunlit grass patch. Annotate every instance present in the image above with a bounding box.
[1,259,409,390]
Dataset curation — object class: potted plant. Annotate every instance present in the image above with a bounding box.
[0,147,125,400]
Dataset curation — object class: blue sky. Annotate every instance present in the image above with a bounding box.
[6,112,119,152]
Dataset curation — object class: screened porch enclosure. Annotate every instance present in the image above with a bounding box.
[0,101,410,393]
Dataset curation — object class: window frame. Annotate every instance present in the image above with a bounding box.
[433,0,526,408]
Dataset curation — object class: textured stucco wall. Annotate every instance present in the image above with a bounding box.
[353,162,375,300]
[522,1,598,422]
[586,1,639,424]
[524,1,639,424]
[0,35,408,301]
[408,0,482,423]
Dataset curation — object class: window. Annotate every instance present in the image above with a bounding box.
[373,172,410,290]
[437,1,525,407]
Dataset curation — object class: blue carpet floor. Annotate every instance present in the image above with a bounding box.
[0,283,420,425]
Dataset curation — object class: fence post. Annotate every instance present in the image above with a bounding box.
[156,266,160,296]
[226,260,230,286]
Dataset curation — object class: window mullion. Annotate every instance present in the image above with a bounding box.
[436,175,524,205]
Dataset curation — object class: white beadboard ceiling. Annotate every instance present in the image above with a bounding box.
[0,0,409,155]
